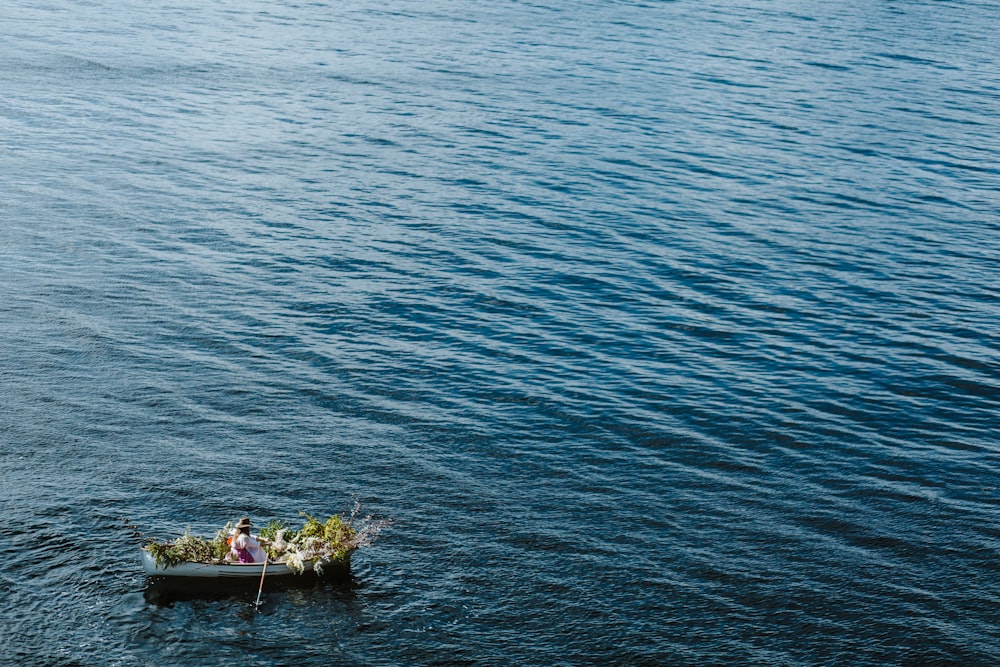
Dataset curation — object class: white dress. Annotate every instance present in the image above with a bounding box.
[233,532,268,563]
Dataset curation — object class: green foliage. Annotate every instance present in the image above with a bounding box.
[322,515,351,560]
[323,514,347,543]
[210,525,231,561]
[292,512,357,564]
[146,528,219,567]
[258,519,289,542]
[298,513,325,539]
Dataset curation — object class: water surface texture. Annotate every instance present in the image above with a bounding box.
[1,1,998,665]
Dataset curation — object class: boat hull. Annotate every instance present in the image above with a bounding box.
[141,548,313,578]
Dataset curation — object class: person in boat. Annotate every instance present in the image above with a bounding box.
[227,517,269,564]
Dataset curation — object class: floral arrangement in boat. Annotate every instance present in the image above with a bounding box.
[144,507,389,575]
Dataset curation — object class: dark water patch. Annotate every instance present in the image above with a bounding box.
[803,60,851,71]
[875,52,946,68]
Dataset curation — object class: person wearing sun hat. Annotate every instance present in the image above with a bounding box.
[227,516,269,564]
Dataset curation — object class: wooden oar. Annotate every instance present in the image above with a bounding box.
[254,549,269,609]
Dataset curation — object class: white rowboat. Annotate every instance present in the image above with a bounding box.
[140,548,331,578]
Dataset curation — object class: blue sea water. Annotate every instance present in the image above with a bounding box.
[1,0,998,664]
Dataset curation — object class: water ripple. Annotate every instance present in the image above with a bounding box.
[1,0,999,665]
